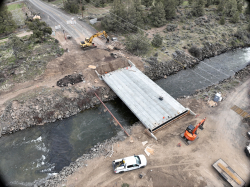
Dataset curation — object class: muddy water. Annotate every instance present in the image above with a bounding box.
[1,48,250,186]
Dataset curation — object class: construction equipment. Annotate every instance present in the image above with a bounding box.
[244,142,250,157]
[180,117,206,145]
[80,31,109,50]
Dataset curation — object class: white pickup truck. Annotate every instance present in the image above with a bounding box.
[112,155,147,174]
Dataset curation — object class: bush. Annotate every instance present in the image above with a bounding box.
[188,0,193,5]
[151,2,166,27]
[219,16,225,25]
[176,0,184,6]
[27,19,52,41]
[247,24,250,32]
[64,0,79,13]
[192,0,205,17]
[125,32,150,56]
[188,45,202,58]
[164,0,176,19]
[151,33,163,47]
[231,10,239,23]
[0,5,17,34]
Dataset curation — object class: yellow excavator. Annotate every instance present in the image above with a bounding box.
[80,31,109,50]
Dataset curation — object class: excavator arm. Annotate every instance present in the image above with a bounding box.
[89,31,109,43]
[192,117,206,134]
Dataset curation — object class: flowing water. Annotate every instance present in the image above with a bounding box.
[1,48,250,186]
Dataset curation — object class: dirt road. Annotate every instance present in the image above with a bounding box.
[65,78,250,187]
[0,32,142,106]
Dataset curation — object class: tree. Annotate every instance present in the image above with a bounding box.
[142,0,153,7]
[217,0,225,12]
[64,0,79,13]
[224,0,237,17]
[188,0,193,5]
[236,0,243,12]
[205,0,212,7]
[151,33,163,47]
[125,32,150,55]
[247,23,250,32]
[27,19,52,40]
[164,0,176,19]
[192,0,205,17]
[0,5,17,35]
[151,2,166,27]
[231,10,239,23]
[102,0,145,33]
[176,0,184,6]
[219,15,225,25]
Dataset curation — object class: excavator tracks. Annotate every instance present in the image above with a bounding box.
[230,105,250,118]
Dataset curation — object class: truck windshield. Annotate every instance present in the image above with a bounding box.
[134,156,141,165]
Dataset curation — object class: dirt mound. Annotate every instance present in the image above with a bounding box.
[96,57,129,75]
[57,74,84,87]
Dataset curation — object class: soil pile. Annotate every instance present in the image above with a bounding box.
[57,74,84,87]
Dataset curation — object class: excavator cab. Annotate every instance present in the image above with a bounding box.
[85,38,90,42]
[186,125,195,134]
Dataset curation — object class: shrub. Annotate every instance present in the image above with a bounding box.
[151,2,166,27]
[247,23,250,32]
[164,0,176,19]
[0,5,17,34]
[64,0,79,13]
[151,33,163,47]
[188,45,202,58]
[192,0,205,17]
[27,19,52,41]
[219,16,225,25]
[231,10,239,23]
[188,0,193,5]
[125,32,150,56]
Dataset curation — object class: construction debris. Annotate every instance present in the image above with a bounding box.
[207,100,217,107]
[144,146,154,156]
[33,15,41,20]
[88,65,96,70]
[214,92,222,102]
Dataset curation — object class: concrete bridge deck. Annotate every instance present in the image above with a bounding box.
[98,61,192,135]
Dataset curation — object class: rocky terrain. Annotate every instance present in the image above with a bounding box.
[0,85,116,137]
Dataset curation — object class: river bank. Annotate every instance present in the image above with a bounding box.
[39,62,250,187]
[2,0,250,136]
[0,43,249,137]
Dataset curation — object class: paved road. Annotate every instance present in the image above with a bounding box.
[28,0,99,43]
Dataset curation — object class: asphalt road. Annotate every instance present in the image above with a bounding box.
[28,0,98,42]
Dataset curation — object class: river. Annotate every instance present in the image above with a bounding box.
[1,48,250,186]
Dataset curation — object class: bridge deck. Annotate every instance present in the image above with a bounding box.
[101,64,189,132]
